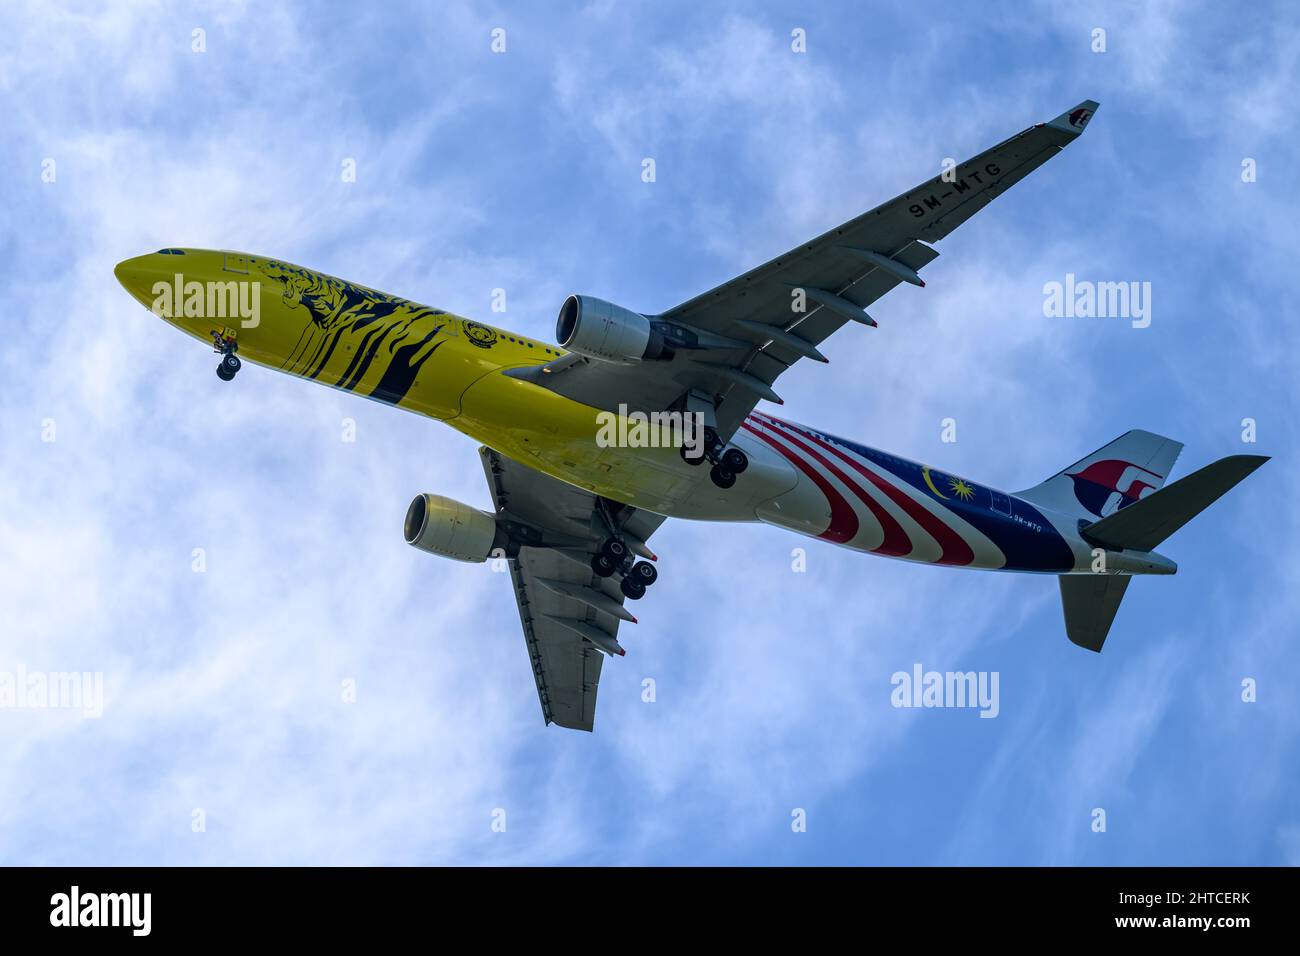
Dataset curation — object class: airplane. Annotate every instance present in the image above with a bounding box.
[114,99,1267,731]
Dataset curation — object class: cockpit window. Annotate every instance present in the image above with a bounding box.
[155,248,186,255]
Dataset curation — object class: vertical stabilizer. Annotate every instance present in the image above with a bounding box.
[1017,430,1183,520]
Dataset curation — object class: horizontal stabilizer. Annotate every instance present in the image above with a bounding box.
[1082,455,1269,552]
[1059,574,1131,652]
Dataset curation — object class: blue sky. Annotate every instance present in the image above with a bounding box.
[1,0,1296,865]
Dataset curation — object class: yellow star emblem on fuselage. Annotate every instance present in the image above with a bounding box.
[949,477,975,501]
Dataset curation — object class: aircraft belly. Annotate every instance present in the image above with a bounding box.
[667,430,801,521]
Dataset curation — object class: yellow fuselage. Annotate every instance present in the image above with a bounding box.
[114,248,706,512]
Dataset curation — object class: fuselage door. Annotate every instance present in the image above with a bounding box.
[222,252,251,275]
[991,490,1012,516]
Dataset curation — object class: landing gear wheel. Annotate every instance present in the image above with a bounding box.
[631,561,658,586]
[600,538,628,563]
[619,576,647,601]
[709,464,736,489]
[722,447,748,474]
[591,554,617,578]
[216,351,241,381]
[680,443,706,466]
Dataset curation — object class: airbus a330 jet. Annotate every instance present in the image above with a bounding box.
[115,99,1265,731]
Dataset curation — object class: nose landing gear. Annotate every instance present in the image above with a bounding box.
[216,352,242,381]
[213,331,241,381]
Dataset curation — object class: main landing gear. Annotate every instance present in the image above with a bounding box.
[680,425,749,489]
[590,536,658,601]
[213,331,242,382]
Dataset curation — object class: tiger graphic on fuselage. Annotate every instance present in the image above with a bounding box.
[256,258,449,405]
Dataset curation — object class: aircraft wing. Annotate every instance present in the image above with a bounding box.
[479,447,665,731]
[520,100,1099,439]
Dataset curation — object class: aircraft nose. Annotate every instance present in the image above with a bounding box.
[114,254,161,307]
[114,254,150,285]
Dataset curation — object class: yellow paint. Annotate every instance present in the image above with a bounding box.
[922,466,948,499]
[949,477,975,501]
[114,248,695,509]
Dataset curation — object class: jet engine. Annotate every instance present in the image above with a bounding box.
[403,493,507,563]
[555,294,670,363]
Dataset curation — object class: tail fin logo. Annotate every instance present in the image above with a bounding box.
[1068,108,1093,129]
[1068,459,1161,517]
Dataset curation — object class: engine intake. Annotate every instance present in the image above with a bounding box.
[555,294,669,363]
[403,494,504,563]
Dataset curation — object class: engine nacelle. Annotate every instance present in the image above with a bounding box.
[403,494,503,563]
[555,294,668,363]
